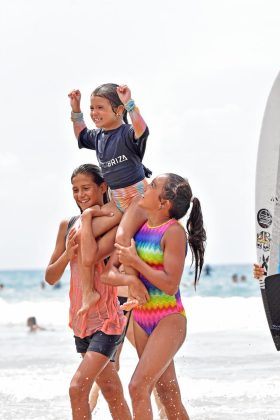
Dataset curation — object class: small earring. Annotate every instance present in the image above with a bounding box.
[116,113,120,117]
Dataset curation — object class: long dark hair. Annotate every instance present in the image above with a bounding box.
[92,83,128,124]
[160,173,206,287]
[71,164,109,212]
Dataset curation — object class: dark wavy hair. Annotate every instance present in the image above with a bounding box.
[92,83,128,124]
[71,164,109,212]
[160,173,206,287]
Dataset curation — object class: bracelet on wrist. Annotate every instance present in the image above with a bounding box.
[124,99,136,112]
[71,111,84,122]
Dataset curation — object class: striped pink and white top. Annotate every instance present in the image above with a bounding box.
[68,219,126,339]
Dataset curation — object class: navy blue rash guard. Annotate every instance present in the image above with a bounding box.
[78,124,150,190]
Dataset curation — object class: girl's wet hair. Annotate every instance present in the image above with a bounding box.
[160,173,206,287]
[92,83,128,124]
[71,164,109,206]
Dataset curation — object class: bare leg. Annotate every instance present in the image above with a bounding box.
[69,351,110,420]
[115,197,147,300]
[69,351,131,420]
[153,388,167,419]
[114,302,167,418]
[124,312,166,417]
[88,307,131,413]
[88,382,100,413]
[78,203,122,315]
[77,252,99,318]
[116,196,147,251]
[80,200,146,312]
[95,362,132,419]
[129,314,188,420]
[156,362,189,420]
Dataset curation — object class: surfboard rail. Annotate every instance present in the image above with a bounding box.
[256,71,280,351]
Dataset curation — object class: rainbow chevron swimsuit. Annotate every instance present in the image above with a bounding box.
[133,219,186,335]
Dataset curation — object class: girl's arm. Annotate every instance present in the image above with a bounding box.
[117,85,147,139]
[115,224,187,295]
[45,220,77,285]
[101,250,149,303]
[68,89,87,139]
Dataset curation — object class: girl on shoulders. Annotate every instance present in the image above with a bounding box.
[68,83,151,314]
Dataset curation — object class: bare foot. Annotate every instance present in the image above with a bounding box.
[120,298,139,311]
[77,290,100,316]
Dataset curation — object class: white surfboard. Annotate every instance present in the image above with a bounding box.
[256,71,280,351]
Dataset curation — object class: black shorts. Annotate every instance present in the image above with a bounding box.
[118,296,128,315]
[74,330,124,361]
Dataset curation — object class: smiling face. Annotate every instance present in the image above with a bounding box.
[139,175,169,211]
[90,95,123,130]
[71,173,106,212]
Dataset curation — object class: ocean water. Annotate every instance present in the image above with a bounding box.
[0,265,279,420]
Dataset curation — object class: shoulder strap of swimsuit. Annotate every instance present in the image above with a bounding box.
[65,215,79,240]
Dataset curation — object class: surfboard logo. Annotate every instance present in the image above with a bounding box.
[261,255,269,275]
[257,208,272,228]
[257,231,271,252]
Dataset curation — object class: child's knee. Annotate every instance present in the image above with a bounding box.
[81,254,96,267]
[115,225,127,246]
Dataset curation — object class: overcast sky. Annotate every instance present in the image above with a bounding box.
[1,0,280,269]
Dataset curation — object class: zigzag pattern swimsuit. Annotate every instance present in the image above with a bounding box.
[133,219,186,336]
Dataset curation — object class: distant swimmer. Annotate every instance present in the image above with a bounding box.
[53,281,61,289]
[232,274,238,283]
[231,274,247,283]
[204,264,212,276]
[26,316,46,332]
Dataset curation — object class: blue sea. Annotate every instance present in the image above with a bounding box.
[0,264,279,420]
[0,263,258,304]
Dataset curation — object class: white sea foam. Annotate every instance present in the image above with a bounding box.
[0,298,69,326]
[186,296,267,333]
[1,294,279,419]
[0,295,267,333]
